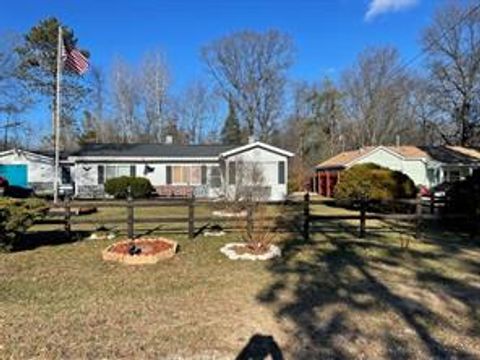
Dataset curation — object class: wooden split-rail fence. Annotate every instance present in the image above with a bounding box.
[37,193,478,240]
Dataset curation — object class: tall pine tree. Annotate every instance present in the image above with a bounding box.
[221,99,242,145]
[15,17,90,148]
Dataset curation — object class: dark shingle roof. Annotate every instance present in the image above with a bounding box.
[419,146,480,164]
[70,143,236,158]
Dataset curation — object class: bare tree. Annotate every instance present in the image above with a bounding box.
[422,1,480,146]
[176,79,219,144]
[201,29,294,142]
[0,32,33,149]
[111,57,139,142]
[341,47,420,147]
[139,50,170,142]
[232,161,275,253]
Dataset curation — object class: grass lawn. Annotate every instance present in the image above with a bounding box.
[1,205,480,358]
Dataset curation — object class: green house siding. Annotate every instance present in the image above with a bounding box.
[354,149,429,187]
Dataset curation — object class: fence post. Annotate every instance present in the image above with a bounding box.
[127,187,134,239]
[64,195,71,237]
[359,199,366,239]
[303,192,310,241]
[188,194,195,239]
[415,193,422,239]
[247,205,254,240]
[429,192,435,215]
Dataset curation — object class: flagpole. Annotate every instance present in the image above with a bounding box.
[53,26,62,204]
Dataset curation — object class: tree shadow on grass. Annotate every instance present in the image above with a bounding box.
[13,230,91,251]
[260,216,479,359]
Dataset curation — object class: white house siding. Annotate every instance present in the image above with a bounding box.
[74,162,222,199]
[74,163,103,197]
[137,164,165,186]
[225,147,289,201]
[0,151,55,191]
[354,148,429,187]
[71,143,292,201]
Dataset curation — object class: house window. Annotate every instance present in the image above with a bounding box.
[191,166,201,185]
[105,165,131,181]
[171,165,202,185]
[173,166,185,184]
[210,166,221,188]
[278,161,285,184]
[228,162,236,185]
[447,170,461,183]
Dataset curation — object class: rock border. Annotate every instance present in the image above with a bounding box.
[212,210,247,218]
[89,232,116,240]
[220,242,281,261]
[102,237,178,265]
[204,230,226,237]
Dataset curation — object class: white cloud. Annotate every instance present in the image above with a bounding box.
[365,0,419,21]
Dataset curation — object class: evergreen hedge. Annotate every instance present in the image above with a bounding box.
[104,176,154,199]
[334,163,416,201]
[0,198,48,251]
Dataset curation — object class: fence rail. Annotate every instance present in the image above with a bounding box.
[36,193,478,240]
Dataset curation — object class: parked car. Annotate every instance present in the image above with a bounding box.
[59,183,75,198]
[420,182,455,206]
[0,176,9,196]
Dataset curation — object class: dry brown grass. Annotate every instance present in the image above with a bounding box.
[1,218,480,358]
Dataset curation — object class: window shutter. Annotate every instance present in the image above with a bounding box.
[228,162,236,185]
[166,166,172,184]
[201,165,207,185]
[130,165,136,177]
[98,165,105,185]
[278,161,285,185]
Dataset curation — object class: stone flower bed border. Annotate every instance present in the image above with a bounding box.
[220,242,281,261]
[212,210,247,218]
[102,237,178,265]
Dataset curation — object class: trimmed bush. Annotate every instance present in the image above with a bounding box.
[446,170,480,214]
[0,197,48,251]
[104,176,154,199]
[334,163,416,201]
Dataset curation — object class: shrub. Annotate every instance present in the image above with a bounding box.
[0,197,48,251]
[334,163,416,202]
[104,176,154,199]
[446,170,480,214]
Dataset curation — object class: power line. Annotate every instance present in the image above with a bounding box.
[387,2,480,82]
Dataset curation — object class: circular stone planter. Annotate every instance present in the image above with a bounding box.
[212,210,247,218]
[220,242,281,261]
[102,238,177,265]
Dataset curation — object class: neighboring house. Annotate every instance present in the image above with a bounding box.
[0,149,57,193]
[314,145,480,197]
[68,141,294,201]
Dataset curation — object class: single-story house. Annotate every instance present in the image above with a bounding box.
[67,141,293,201]
[0,149,66,194]
[314,145,480,197]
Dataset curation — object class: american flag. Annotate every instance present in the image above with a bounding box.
[62,43,89,75]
